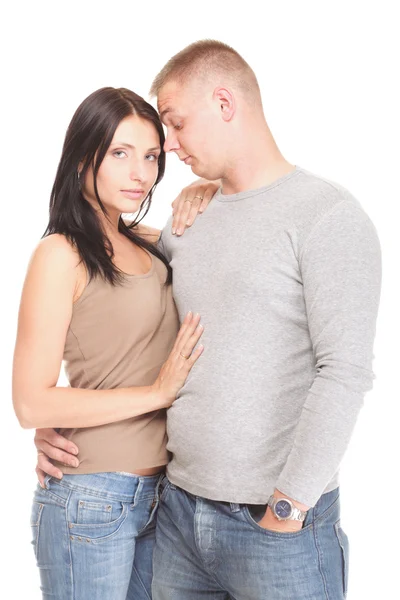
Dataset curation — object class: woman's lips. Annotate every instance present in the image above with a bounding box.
[121,190,144,200]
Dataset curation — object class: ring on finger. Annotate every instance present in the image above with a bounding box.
[194,195,203,200]
[180,351,190,360]
[184,198,194,204]
[37,452,45,457]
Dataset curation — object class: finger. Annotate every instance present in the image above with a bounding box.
[34,427,55,448]
[172,185,190,215]
[172,311,193,349]
[177,186,208,235]
[177,314,202,351]
[186,196,205,227]
[187,344,204,366]
[198,187,215,214]
[37,441,80,468]
[180,323,204,357]
[174,200,192,235]
[180,197,203,231]
[35,428,79,456]
[36,466,47,488]
[172,191,187,234]
[176,197,201,236]
[37,454,64,480]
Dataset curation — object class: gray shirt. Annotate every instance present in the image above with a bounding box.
[159,167,381,507]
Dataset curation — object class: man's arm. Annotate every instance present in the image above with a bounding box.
[275,197,381,508]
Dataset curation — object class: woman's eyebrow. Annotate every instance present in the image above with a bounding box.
[110,142,161,152]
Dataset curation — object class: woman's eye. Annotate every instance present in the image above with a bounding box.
[113,150,127,158]
[146,154,159,161]
[173,123,182,131]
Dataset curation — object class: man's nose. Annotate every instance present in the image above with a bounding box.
[164,130,180,153]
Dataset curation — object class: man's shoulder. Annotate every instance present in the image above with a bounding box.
[287,167,363,232]
[159,217,173,244]
[157,217,173,258]
[295,167,356,210]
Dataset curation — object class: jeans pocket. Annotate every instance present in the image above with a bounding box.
[68,497,128,543]
[243,504,312,538]
[76,499,117,525]
[334,519,349,597]
[30,502,44,561]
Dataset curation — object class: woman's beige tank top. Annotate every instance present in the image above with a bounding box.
[58,253,179,474]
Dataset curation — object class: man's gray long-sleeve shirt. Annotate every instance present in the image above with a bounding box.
[159,167,381,507]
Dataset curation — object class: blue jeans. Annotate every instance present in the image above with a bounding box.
[152,478,349,599]
[31,471,162,599]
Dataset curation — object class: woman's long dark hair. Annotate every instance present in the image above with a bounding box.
[44,87,171,285]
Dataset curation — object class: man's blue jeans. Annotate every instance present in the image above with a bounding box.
[31,471,162,599]
[152,477,349,599]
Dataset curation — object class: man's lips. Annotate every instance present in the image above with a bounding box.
[121,189,144,199]
[180,156,193,165]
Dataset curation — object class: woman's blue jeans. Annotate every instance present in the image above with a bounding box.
[31,471,162,599]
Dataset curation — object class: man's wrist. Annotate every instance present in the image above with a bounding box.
[266,489,310,525]
[273,489,310,513]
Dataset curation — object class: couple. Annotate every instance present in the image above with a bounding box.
[13,40,381,600]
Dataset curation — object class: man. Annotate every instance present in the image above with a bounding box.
[35,40,381,599]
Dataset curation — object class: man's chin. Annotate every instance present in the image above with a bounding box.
[190,164,201,177]
[190,163,208,179]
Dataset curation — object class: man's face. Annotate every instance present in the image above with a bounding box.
[157,81,224,180]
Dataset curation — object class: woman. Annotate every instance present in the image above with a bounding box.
[12,87,218,599]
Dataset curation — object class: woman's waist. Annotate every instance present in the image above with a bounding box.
[56,414,168,474]
[42,469,164,502]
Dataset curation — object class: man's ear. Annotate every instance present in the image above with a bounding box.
[213,87,235,122]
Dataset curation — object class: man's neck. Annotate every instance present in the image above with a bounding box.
[220,123,295,195]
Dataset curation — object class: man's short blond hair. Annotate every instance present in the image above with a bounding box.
[150,39,261,102]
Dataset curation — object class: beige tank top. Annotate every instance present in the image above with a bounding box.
[57,253,179,474]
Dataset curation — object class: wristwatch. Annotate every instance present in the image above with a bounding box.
[267,495,307,522]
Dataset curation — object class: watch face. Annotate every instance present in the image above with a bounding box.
[275,499,292,519]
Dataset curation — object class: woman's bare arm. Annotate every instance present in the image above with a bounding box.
[13,234,202,429]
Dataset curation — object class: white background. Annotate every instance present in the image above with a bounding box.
[1,1,398,598]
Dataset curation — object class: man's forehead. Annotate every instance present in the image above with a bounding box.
[157,81,187,117]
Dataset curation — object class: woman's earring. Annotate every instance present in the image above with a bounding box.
[77,171,81,188]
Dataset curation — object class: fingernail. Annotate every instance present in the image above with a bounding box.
[39,483,45,489]
[186,220,191,226]
[72,459,79,467]
[71,448,78,455]
[172,228,176,235]
[56,472,63,479]
[177,229,182,236]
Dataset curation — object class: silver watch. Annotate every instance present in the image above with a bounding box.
[267,495,307,522]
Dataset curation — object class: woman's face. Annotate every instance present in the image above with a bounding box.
[82,114,161,218]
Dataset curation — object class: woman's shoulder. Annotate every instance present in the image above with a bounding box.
[123,220,161,244]
[34,234,80,267]
[30,234,86,301]
[35,233,75,257]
